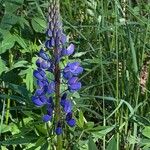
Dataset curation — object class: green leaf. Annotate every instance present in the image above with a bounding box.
[0,124,10,133]
[8,83,30,101]
[0,14,20,30]
[35,124,47,135]
[0,32,15,54]
[25,67,34,92]
[85,122,94,130]
[76,110,85,128]
[106,136,117,150]
[31,17,46,33]
[142,126,150,138]
[0,94,26,104]
[73,52,87,58]
[0,57,7,75]
[4,0,24,13]
[88,136,98,150]
[91,126,115,140]
[14,35,28,49]
[0,137,37,145]
[11,61,28,70]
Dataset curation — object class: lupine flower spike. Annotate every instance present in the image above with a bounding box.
[32,0,83,140]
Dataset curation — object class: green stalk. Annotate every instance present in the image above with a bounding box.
[5,50,13,125]
[101,0,107,149]
[0,82,6,136]
[114,1,120,149]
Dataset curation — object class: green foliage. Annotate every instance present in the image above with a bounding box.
[0,0,150,149]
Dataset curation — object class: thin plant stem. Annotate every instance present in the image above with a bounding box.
[114,1,120,149]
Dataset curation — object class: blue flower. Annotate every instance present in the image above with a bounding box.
[67,118,76,127]
[61,33,67,44]
[68,77,81,92]
[34,88,45,96]
[36,59,51,69]
[42,114,52,122]
[55,122,63,135]
[56,127,63,135]
[42,97,54,122]
[63,62,83,79]
[47,81,55,94]
[38,49,50,60]
[60,93,72,113]
[66,112,76,127]
[32,95,47,107]
[46,29,52,37]
[37,79,48,88]
[33,69,46,80]
[45,38,55,49]
[62,44,74,56]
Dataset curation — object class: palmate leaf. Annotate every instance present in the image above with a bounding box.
[0,124,11,134]
[106,136,117,150]
[0,31,15,54]
[0,58,7,75]
[0,13,21,30]
[88,136,98,150]
[14,34,28,49]
[8,61,28,71]
[31,17,46,33]
[0,94,26,104]
[142,126,150,139]
[0,30,28,54]
[3,83,32,102]
[0,136,37,146]
[4,0,24,13]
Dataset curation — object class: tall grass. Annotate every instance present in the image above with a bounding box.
[61,0,150,149]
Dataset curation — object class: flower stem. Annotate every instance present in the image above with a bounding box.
[55,63,63,150]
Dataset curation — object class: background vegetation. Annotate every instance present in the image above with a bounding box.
[0,0,150,149]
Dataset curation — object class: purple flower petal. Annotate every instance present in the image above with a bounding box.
[55,122,63,135]
[41,60,51,69]
[68,77,81,92]
[47,81,55,94]
[61,93,67,100]
[37,80,48,88]
[42,114,52,122]
[35,88,44,96]
[73,67,83,75]
[32,96,45,107]
[68,77,78,85]
[66,112,73,121]
[45,38,55,49]
[62,44,74,56]
[63,69,73,79]
[55,127,62,135]
[39,95,47,104]
[33,70,43,80]
[37,68,45,76]
[64,100,72,113]
[38,49,49,60]
[46,29,52,37]
[61,33,67,44]
[47,107,53,115]
[67,119,76,127]
[36,59,42,68]
[68,82,81,92]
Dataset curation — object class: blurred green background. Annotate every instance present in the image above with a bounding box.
[0,0,150,149]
